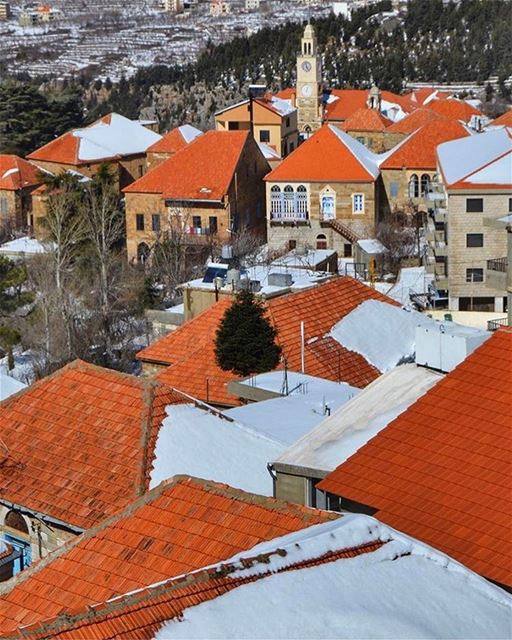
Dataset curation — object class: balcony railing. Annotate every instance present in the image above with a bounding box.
[487,257,508,273]
[487,317,509,331]
[187,226,215,236]
[270,210,309,223]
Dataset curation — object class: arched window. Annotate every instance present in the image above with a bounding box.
[408,174,419,198]
[284,185,294,214]
[137,242,150,265]
[4,510,29,535]
[421,174,430,195]
[296,185,307,216]
[270,185,282,216]
[316,234,328,250]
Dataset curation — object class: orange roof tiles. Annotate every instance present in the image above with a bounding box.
[319,328,512,588]
[0,360,183,529]
[380,119,470,170]
[0,476,335,635]
[427,98,482,121]
[138,278,395,405]
[8,528,381,640]
[146,126,199,155]
[324,89,369,121]
[124,130,248,201]
[341,107,392,132]
[492,110,512,127]
[264,125,377,183]
[27,131,85,165]
[386,107,447,134]
[0,156,41,191]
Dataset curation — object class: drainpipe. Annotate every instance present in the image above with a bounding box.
[267,463,277,498]
[507,224,512,326]
[300,321,305,373]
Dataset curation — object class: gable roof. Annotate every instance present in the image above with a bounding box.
[27,113,161,165]
[0,156,41,191]
[318,328,512,588]
[437,127,512,189]
[491,110,512,128]
[427,98,482,122]
[0,360,182,529]
[410,88,452,106]
[380,119,470,170]
[0,476,335,635]
[123,130,250,201]
[341,107,392,132]
[265,124,380,183]
[137,278,396,406]
[10,513,511,640]
[385,107,446,134]
[147,124,203,155]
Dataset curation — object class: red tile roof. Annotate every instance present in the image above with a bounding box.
[324,89,368,121]
[319,328,512,587]
[264,125,378,183]
[427,98,482,121]
[0,360,183,529]
[0,156,41,191]
[0,476,335,635]
[410,88,452,106]
[380,119,470,170]
[341,108,392,132]
[385,107,447,134]
[27,131,88,165]
[491,110,512,127]
[8,526,381,640]
[138,278,394,405]
[146,126,200,155]
[124,130,249,201]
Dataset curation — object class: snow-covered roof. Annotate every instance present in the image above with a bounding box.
[149,403,284,496]
[177,124,203,144]
[356,238,386,255]
[0,236,54,256]
[226,373,359,445]
[386,266,435,306]
[272,248,336,268]
[266,95,296,117]
[328,124,381,179]
[154,514,512,640]
[0,372,27,401]
[75,113,161,161]
[256,142,281,160]
[274,364,442,473]
[437,127,512,187]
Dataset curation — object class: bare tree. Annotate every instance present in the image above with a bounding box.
[376,209,422,276]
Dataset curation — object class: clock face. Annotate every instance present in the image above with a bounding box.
[301,84,313,97]
[301,61,312,72]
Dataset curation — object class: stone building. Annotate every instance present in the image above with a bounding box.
[435,128,511,312]
[264,124,381,256]
[295,24,324,135]
[0,155,41,233]
[146,124,203,171]
[215,94,298,159]
[27,113,161,191]
[340,91,392,153]
[123,130,269,262]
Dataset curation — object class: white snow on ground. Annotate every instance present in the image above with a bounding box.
[226,378,358,445]
[0,237,54,255]
[329,300,432,372]
[275,364,442,473]
[149,404,283,495]
[154,514,512,640]
[0,350,37,385]
[0,372,27,401]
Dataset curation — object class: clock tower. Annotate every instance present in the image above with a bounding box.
[296,24,323,135]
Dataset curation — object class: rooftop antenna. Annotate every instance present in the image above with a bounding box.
[281,356,289,396]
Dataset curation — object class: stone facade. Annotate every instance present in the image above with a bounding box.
[296,25,323,134]
[380,168,436,214]
[445,190,510,312]
[266,180,378,255]
[0,185,38,233]
[126,136,269,261]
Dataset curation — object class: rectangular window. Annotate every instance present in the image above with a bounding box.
[138,165,144,178]
[192,215,201,228]
[209,216,218,234]
[135,213,144,231]
[151,214,161,232]
[466,233,483,247]
[344,243,353,258]
[259,129,270,143]
[509,197,512,212]
[321,194,335,220]
[352,193,364,214]
[466,268,484,283]
[0,197,8,216]
[466,198,483,212]
[288,239,297,250]
[390,182,399,198]
[285,117,290,127]
[228,121,239,130]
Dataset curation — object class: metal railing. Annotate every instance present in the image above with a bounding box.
[487,317,509,331]
[486,257,508,273]
[270,211,309,222]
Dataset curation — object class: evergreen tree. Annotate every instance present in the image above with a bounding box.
[0,257,33,368]
[215,290,281,378]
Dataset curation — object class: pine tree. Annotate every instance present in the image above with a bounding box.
[215,290,281,378]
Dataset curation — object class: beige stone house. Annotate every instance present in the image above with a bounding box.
[215,94,298,159]
[123,130,269,261]
[27,113,161,190]
[264,124,381,257]
[0,155,41,233]
[436,128,512,312]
